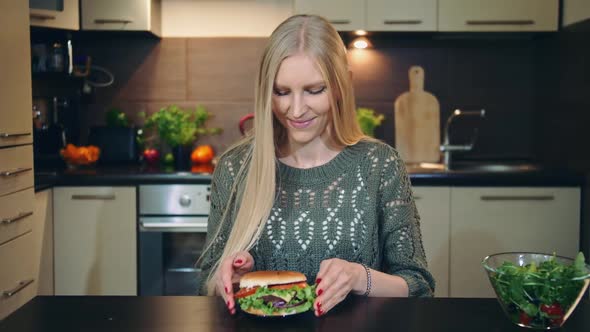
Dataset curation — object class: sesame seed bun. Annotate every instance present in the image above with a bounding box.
[239,270,307,289]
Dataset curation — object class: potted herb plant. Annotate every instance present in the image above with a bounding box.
[142,105,221,169]
[356,107,384,137]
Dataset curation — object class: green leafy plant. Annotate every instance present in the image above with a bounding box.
[490,252,589,328]
[356,107,384,137]
[141,105,221,148]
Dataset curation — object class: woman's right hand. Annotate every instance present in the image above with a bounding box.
[215,251,254,315]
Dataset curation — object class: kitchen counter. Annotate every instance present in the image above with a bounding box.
[1,296,589,332]
[34,162,585,192]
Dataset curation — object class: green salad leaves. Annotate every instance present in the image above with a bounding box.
[490,252,590,328]
[238,284,317,316]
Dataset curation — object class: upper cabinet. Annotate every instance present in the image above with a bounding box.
[438,0,559,32]
[29,0,79,30]
[562,0,590,27]
[295,0,558,32]
[367,0,437,31]
[81,0,161,36]
[294,0,364,31]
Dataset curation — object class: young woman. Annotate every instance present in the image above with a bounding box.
[197,14,434,317]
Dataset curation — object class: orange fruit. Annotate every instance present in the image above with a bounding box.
[191,163,214,174]
[191,145,215,164]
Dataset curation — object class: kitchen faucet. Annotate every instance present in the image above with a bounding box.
[439,109,486,170]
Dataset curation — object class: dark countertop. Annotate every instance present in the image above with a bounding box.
[1,296,589,332]
[33,162,586,192]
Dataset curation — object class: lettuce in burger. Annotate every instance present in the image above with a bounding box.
[235,270,316,316]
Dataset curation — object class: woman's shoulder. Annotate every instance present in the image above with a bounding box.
[355,138,402,161]
[213,139,252,179]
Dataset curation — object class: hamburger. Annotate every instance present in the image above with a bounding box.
[235,271,316,316]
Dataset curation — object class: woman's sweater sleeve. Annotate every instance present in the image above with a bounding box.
[378,146,435,297]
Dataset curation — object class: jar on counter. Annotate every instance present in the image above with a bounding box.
[48,42,66,73]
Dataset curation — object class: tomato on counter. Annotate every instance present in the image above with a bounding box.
[191,145,215,164]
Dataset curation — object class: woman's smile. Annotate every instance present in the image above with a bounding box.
[288,117,317,129]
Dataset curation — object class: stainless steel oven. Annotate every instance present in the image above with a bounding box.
[138,184,210,295]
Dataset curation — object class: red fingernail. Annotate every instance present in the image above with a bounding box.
[316,278,322,284]
[317,302,322,309]
[225,286,228,294]
[235,259,243,264]
[227,300,230,308]
[318,309,324,316]
[318,289,323,296]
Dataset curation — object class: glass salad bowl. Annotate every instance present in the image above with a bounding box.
[482,252,590,330]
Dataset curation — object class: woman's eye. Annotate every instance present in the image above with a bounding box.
[308,86,326,95]
[273,89,289,96]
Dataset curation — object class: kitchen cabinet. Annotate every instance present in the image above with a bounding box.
[2,0,33,148]
[0,0,36,320]
[53,187,137,295]
[563,0,590,27]
[0,232,36,320]
[32,190,54,296]
[294,0,365,31]
[449,187,580,298]
[438,0,559,32]
[367,0,437,31]
[81,0,161,36]
[413,187,450,297]
[29,0,79,30]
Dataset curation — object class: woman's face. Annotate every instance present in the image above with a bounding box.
[272,53,332,148]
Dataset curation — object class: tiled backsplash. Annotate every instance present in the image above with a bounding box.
[44,23,588,169]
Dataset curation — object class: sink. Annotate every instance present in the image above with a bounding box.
[406,162,541,173]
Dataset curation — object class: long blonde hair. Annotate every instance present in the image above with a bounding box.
[203,14,365,295]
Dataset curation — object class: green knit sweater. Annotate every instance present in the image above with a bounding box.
[197,140,435,297]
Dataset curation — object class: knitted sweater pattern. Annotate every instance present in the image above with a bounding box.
[198,140,435,297]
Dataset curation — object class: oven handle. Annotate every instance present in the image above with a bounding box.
[139,218,208,233]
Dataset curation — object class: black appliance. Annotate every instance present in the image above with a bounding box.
[138,184,211,295]
[88,126,138,164]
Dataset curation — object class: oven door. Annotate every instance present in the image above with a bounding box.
[139,217,208,295]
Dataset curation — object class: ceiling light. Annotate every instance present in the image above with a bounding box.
[354,30,367,36]
[352,37,370,49]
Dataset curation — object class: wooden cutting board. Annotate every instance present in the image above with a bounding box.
[394,66,440,164]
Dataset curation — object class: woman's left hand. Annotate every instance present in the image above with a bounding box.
[313,258,364,316]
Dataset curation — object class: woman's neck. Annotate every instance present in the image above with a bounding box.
[278,136,343,169]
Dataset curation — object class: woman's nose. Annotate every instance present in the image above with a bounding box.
[290,94,306,118]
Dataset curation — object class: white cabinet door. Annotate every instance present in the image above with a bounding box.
[413,187,451,297]
[439,0,559,31]
[29,0,79,30]
[294,0,365,31]
[54,187,137,295]
[1,0,33,148]
[449,187,580,298]
[81,0,161,36]
[367,0,436,31]
[32,190,54,296]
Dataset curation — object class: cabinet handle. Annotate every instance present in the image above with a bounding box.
[384,19,423,25]
[0,132,31,138]
[30,13,56,20]
[480,195,554,201]
[329,19,351,25]
[414,196,422,200]
[1,211,33,225]
[466,20,535,26]
[0,167,32,177]
[3,279,34,298]
[94,19,134,24]
[71,194,116,200]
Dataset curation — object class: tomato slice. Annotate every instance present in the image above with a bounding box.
[269,282,308,290]
[234,287,258,299]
